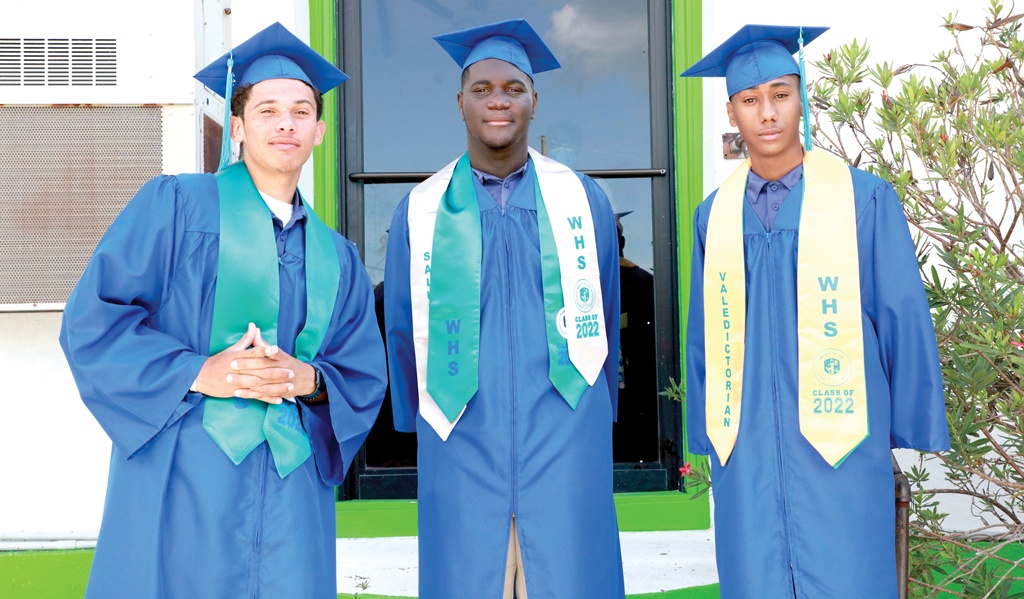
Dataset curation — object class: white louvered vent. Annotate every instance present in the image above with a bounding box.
[0,38,116,86]
[0,105,162,307]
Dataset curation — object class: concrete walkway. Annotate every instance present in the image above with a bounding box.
[336,530,718,596]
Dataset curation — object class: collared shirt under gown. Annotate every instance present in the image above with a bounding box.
[685,164,950,599]
[384,159,626,599]
[59,173,387,599]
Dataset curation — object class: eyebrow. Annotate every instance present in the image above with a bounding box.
[469,77,529,88]
[251,98,316,109]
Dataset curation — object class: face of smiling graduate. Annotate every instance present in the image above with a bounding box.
[458,58,538,165]
[230,77,326,187]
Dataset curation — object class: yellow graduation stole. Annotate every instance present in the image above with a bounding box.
[703,150,868,468]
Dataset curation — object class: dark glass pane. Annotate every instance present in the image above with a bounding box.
[599,178,659,463]
[356,1,664,481]
[360,0,652,172]
[363,182,415,285]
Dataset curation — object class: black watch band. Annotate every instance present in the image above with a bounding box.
[295,367,328,405]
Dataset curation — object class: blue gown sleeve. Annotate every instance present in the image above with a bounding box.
[684,198,713,456]
[383,195,420,433]
[59,176,208,458]
[300,238,388,485]
[862,180,950,451]
[579,175,621,420]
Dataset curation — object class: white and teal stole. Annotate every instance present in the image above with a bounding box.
[201,161,340,478]
[407,148,607,440]
[703,150,868,468]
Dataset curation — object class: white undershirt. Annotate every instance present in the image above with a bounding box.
[259,190,294,223]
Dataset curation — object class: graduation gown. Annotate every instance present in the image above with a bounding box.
[685,166,950,599]
[384,161,626,599]
[59,173,387,599]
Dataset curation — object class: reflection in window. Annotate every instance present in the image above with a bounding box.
[356,0,663,477]
[361,0,652,172]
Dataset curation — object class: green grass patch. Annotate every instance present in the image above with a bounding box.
[615,491,711,532]
[337,499,419,538]
[628,583,720,598]
[337,491,711,538]
[1,492,712,598]
[0,550,92,599]
[336,586,722,599]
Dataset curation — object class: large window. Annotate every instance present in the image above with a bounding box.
[340,0,679,498]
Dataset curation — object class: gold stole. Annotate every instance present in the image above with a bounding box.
[703,151,868,468]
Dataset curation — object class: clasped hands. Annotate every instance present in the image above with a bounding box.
[193,322,317,404]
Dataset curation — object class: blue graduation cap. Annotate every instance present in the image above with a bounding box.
[195,22,348,98]
[434,18,560,78]
[194,22,348,170]
[680,25,828,151]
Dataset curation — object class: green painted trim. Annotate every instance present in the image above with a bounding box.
[309,0,340,230]
[335,492,711,538]
[337,587,722,599]
[671,0,704,471]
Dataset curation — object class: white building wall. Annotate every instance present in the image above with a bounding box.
[0,0,310,545]
[700,0,983,531]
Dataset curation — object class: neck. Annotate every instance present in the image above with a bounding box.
[749,148,802,181]
[749,147,804,182]
[467,144,529,179]
[242,160,299,205]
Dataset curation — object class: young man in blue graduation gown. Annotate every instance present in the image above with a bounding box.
[384,19,625,599]
[680,25,950,598]
[59,22,386,599]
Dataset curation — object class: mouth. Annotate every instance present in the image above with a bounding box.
[269,138,302,149]
[758,129,783,140]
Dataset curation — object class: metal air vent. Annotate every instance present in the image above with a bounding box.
[0,105,162,307]
[0,38,116,86]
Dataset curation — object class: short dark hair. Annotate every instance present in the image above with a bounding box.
[230,81,324,120]
[460,65,534,89]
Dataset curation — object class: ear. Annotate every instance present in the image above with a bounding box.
[457,91,465,121]
[313,119,326,146]
[230,114,245,143]
[531,91,538,119]
[726,101,737,128]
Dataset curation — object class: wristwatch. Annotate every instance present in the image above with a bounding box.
[295,366,328,405]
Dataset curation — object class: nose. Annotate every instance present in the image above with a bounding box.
[759,99,778,123]
[276,114,296,132]
[487,91,512,109]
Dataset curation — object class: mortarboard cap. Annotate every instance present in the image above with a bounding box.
[195,21,348,98]
[434,18,560,78]
[680,24,827,97]
[194,22,348,171]
[681,24,828,151]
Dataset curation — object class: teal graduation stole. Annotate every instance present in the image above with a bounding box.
[408,149,606,440]
[424,154,481,421]
[202,161,341,478]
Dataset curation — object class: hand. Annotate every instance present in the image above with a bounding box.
[229,338,318,403]
[193,323,312,404]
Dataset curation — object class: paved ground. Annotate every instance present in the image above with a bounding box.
[336,530,719,596]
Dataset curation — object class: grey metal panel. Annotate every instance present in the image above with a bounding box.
[0,105,162,306]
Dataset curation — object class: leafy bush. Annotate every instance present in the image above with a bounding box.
[810,1,1024,595]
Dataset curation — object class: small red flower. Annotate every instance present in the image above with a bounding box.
[679,462,693,477]
[881,89,892,107]
[824,52,832,64]
[939,133,948,143]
